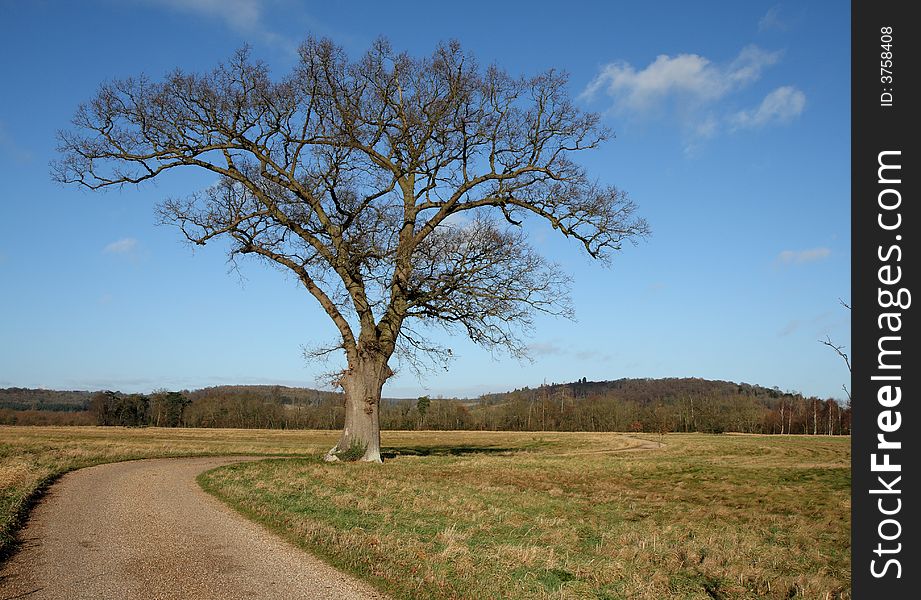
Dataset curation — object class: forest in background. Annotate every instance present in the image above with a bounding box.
[0,378,850,435]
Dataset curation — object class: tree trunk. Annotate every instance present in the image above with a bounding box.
[325,355,392,463]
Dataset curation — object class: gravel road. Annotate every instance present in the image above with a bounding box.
[0,457,388,600]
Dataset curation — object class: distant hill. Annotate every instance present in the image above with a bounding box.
[0,388,94,412]
[479,377,793,406]
[465,377,845,435]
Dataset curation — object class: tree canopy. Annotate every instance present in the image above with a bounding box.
[55,38,649,461]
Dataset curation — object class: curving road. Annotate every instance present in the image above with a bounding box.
[0,457,387,600]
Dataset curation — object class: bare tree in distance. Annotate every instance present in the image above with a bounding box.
[53,38,649,462]
[819,298,851,403]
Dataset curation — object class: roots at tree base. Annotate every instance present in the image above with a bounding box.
[323,443,382,463]
[329,358,387,463]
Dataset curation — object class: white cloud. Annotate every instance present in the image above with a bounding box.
[103,238,139,254]
[583,45,807,150]
[527,342,565,357]
[524,342,612,363]
[167,0,262,33]
[441,212,472,228]
[693,114,719,139]
[136,0,293,50]
[726,46,783,87]
[732,86,806,129]
[574,349,612,362]
[759,5,789,32]
[683,113,720,155]
[777,247,830,264]
[582,45,780,113]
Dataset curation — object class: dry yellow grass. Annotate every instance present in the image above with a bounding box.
[0,427,553,557]
[201,432,850,599]
[1,428,850,599]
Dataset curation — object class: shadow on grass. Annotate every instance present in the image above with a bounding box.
[381,445,518,458]
[0,470,65,567]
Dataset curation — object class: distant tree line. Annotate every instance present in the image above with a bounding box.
[376,379,849,435]
[0,408,94,426]
[461,379,850,435]
[0,388,92,411]
[0,379,850,434]
[0,388,94,425]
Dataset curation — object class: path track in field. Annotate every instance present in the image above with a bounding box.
[0,457,387,600]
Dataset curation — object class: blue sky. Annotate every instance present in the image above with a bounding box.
[0,1,850,399]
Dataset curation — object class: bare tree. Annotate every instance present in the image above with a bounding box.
[819,298,851,403]
[53,38,648,462]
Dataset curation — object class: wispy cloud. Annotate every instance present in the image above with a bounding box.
[759,5,790,32]
[731,86,806,129]
[526,342,566,357]
[103,238,139,254]
[582,45,780,113]
[574,349,612,362]
[583,43,805,151]
[526,342,611,363]
[777,247,831,265]
[692,114,719,139]
[135,0,295,51]
[168,0,262,32]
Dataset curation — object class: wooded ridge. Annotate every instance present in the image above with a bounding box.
[1,378,848,435]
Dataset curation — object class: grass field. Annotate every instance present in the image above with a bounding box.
[1,427,849,598]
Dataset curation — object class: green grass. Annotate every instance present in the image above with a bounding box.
[197,432,850,599]
[1,428,849,598]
